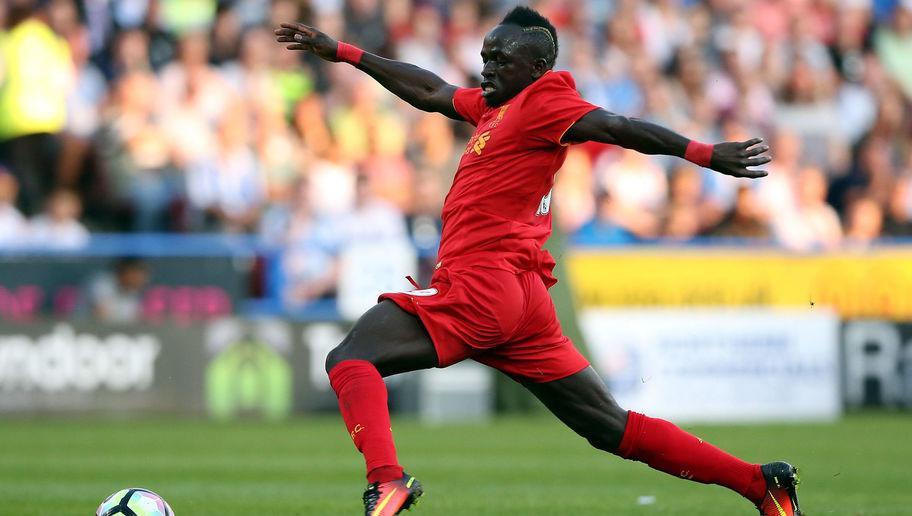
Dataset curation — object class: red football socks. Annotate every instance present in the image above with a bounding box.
[328,360,403,484]
[617,411,766,503]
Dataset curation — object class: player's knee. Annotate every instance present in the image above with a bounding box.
[325,329,355,373]
[324,327,372,374]
[324,344,344,374]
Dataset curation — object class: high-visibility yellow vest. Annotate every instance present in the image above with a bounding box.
[0,19,73,140]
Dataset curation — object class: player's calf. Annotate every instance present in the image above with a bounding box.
[522,367,629,453]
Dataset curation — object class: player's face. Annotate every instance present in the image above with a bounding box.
[479,25,545,107]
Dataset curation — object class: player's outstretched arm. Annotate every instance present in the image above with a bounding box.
[275,23,462,120]
[564,109,771,178]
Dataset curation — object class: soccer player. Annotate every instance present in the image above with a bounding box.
[276,7,801,516]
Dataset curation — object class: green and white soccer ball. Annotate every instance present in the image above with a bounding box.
[96,488,173,516]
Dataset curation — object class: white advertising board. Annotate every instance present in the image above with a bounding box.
[580,309,841,423]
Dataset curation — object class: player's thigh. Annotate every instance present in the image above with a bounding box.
[326,300,439,377]
[523,366,628,452]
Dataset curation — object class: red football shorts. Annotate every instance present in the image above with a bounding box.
[378,266,590,383]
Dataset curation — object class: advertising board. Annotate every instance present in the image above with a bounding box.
[10,313,892,417]
[842,319,912,408]
[580,309,841,423]
[0,322,206,413]
[0,256,245,320]
[568,249,912,320]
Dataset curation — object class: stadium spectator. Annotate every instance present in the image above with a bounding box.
[0,0,73,215]
[874,0,912,100]
[330,77,408,164]
[844,196,884,249]
[0,169,28,247]
[337,173,409,246]
[397,5,458,83]
[409,111,456,170]
[710,185,771,240]
[885,173,912,236]
[306,153,357,218]
[448,0,486,79]
[160,31,230,168]
[663,203,701,242]
[261,21,315,119]
[552,146,595,232]
[756,130,802,244]
[209,2,243,65]
[343,0,386,53]
[83,256,150,323]
[572,188,640,245]
[62,21,107,170]
[785,166,844,251]
[591,149,665,241]
[257,104,306,207]
[185,101,264,232]
[220,26,280,113]
[61,19,111,226]
[272,176,340,308]
[27,188,89,249]
[667,164,725,233]
[97,70,180,231]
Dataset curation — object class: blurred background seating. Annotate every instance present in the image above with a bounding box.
[1,0,911,320]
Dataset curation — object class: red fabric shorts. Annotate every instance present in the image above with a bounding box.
[378,266,590,383]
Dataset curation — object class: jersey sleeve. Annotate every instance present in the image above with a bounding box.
[452,87,487,126]
[524,73,600,147]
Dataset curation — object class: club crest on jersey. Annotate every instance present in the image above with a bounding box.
[491,104,510,128]
[536,189,553,216]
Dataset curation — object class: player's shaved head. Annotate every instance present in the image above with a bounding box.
[499,6,558,68]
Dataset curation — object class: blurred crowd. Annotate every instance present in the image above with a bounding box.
[1,0,912,272]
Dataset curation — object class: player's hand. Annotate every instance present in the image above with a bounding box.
[710,138,771,179]
[274,23,339,62]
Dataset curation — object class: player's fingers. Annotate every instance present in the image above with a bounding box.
[736,168,768,178]
[278,32,309,42]
[279,23,303,33]
[743,144,770,157]
[287,22,316,36]
[740,137,763,149]
[278,23,313,38]
[276,35,297,42]
[743,155,772,167]
[286,43,309,51]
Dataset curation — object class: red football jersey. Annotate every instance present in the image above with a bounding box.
[440,70,598,287]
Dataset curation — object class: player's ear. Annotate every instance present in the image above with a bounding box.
[530,57,548,78]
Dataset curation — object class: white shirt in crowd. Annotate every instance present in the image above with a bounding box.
[28,215,90,249]
[0,204,28,247]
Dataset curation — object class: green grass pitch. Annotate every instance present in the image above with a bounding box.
[0,413,909,515]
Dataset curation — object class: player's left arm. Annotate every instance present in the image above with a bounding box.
[563,109,770,178]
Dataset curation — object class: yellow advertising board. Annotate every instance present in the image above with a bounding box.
[567,248,912,320]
